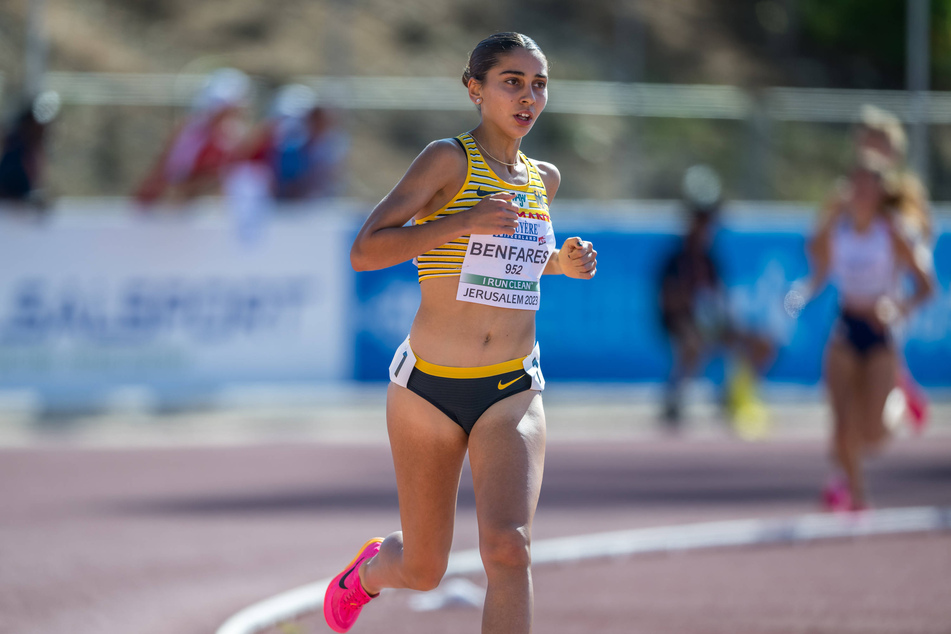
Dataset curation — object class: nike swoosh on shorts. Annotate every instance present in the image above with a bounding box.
[498,374,526,390]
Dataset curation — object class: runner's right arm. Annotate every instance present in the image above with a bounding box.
[350,139,520,271]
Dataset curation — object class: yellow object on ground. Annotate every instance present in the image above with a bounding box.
[726,360,770,440]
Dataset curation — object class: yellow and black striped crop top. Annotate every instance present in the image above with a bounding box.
[414,132,550,282]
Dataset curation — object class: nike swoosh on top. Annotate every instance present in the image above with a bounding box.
[498,374,526,390]
[475,188,497,197]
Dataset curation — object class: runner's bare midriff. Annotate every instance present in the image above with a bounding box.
[410,276,537,367]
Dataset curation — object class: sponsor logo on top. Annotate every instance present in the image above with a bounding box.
[495,219,544,243]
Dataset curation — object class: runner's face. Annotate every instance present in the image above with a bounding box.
[476,48,548,137]
[849,167,884,223]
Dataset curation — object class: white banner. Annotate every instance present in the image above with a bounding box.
[0,202,354,409]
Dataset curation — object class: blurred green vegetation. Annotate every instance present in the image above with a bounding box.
[800,0,951,89]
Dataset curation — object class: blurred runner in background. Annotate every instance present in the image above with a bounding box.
[789,139,934,512]
[658,165,774,438]
[809,106,934,434]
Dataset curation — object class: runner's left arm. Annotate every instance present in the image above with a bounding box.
[533,161,597,279]
[890,222,935,318]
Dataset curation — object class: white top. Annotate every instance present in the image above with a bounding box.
[830,216,896,305]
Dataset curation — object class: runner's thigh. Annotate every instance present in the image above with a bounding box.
[467,391,546,540]
[860,347,897,446]
[825,340,858,429]
[386,383,469,566]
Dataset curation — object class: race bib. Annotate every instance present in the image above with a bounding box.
[457,194,555,311]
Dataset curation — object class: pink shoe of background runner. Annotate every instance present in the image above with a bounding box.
[821,477,852,513]
[898,368,930,434]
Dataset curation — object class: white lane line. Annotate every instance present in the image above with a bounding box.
[215,506,951,634]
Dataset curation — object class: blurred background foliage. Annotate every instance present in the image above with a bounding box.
[1,0,950,203]
[799,0,951,89]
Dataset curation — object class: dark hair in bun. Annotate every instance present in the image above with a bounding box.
[462,32,546,87]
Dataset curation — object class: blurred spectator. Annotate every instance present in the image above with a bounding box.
[0,91,60,214]
[658,165,774,436]
[218,83,349,244]
[241,83,349,201]
[134,68,252,207]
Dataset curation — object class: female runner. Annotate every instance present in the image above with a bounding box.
[851,106,934,430]
[800,154,933,512]
[323,32,597,633]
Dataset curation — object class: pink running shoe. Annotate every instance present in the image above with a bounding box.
[821,477,851,513]
[324,538,383,633]
[898,369,930,434]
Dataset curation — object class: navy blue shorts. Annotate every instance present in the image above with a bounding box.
[407,362,532,434]
[836,311,890,356]
[389,339,544,434]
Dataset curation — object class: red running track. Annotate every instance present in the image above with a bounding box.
[2,434,950,634]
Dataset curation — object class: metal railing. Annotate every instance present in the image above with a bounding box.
[3,71,950,124]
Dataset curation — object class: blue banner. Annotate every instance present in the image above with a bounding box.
[352,222,951,387]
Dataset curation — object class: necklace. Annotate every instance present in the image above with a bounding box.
[472,136,520,168]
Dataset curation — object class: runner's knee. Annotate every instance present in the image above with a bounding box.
[401,557,447,592]
[479,525,531,571]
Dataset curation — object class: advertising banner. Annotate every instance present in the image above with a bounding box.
[354,214,951,388]
[2,203,948,411]
[0,209,353,409]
